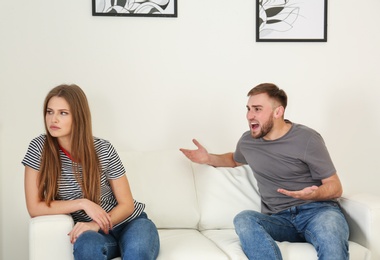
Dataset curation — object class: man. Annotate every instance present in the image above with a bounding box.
[180,83,349,260]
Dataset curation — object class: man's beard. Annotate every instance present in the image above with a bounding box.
[251,113,274,139]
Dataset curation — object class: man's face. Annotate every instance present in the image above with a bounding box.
[246,93,275,139]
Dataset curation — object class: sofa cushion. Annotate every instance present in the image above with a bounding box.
[193,164,261,230]
[202,229,371,260]
[157,229,228,260]
[119,150,200,229]
[201,229,247,259]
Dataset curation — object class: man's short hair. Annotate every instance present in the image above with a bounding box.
[247,83,287,109]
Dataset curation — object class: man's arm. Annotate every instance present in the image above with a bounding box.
[277,173,343,200]
[180,139,242,167]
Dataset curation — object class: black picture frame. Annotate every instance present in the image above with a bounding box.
[256,0,327,42]
[92,0,178,17]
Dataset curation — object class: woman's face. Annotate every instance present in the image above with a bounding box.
[45,96,73,142]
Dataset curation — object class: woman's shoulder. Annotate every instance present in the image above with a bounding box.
[28,134,47,149]
[22,134,46,168]
[93,137,122,162]
[93,136,111,147]
[93,137,116,153]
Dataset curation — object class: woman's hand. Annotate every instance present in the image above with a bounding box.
[81,199,113,233]
[68,221,100,244]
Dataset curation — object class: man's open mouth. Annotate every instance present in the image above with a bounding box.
[251,123,259,130]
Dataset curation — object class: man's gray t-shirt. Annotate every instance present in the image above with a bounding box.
[233,121,336,215]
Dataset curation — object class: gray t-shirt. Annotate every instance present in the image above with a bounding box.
[234,121,336,214]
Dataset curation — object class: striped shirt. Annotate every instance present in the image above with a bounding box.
[22,134,145,227]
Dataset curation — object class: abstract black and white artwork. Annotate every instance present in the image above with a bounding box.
[256,0,327,42]
[92,0,177,17]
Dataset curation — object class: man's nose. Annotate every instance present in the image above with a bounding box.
[247,111,255,120]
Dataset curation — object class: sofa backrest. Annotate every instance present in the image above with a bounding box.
[119,149,261,230]
[193,163,261,230]
[119,150,200,229]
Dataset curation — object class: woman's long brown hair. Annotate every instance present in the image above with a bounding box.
[39,84,101,206]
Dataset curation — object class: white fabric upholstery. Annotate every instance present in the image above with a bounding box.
[29,149,380,259]
[121,150,200,229]
[29,215,74,260]
[339,193,380,260]
[157,229,228,260]
[201,230,371,260]
[193,164,261,230]
[201,229,251,259]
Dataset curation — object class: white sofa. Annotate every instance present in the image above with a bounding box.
[29,150,380,260]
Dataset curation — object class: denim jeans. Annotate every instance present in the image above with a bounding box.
[233,201,349,260]
[73,212,160,260]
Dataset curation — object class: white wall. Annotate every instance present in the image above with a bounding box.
[1,0,380,259]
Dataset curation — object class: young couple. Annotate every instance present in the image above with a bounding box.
[23,83,348,260]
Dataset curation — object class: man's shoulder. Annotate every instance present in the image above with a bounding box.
[288,123,325,146]
[291,122,320,136]
[239,130,256,143]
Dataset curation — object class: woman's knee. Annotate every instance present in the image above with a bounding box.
[73,231,111,259]
[119,216,160,259]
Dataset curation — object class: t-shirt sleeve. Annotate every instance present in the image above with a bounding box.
[304,133,336,180]
[21,135,45,171]
[233,134,248,164]
[104,141,126,180]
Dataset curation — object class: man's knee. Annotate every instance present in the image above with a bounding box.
[305,209,349,259]
[310,209,349,240]
[233,210,261,231]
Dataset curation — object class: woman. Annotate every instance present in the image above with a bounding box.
[23,84,159,260]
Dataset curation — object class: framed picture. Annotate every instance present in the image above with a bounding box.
[256,0,327,42]
[92,0,178,17]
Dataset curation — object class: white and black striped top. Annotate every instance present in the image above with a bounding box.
[22,134,145,227]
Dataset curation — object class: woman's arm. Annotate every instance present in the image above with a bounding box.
[24,165,112,232]
[69,175,135,243]
[25,166,83,216]
[107,175,135,225]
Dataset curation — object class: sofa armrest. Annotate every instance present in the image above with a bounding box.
[339,193,380,260]
[29,215,74,260]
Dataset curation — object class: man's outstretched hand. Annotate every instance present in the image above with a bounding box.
[180,139,210,164]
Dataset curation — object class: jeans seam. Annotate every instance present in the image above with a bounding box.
[257,219,282,260]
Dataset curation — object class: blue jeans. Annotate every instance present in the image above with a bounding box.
[233,201,349,260]
[73,212,160,260]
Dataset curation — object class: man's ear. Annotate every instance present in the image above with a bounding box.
[274,106,285,119]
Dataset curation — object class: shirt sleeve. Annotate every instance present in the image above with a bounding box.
[304,132,336,180]
[104,141,126,180]
[233,133,248,164]
[21,135,45,171]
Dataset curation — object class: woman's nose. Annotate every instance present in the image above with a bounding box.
[52,114,58,123]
